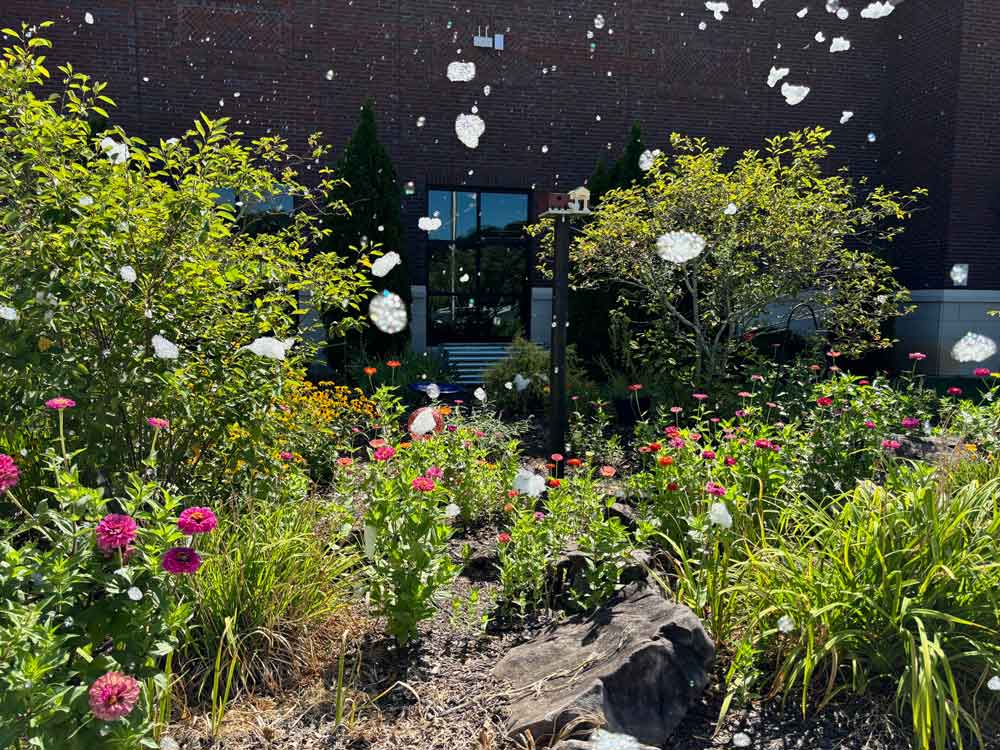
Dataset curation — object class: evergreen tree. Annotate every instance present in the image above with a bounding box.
[322,100,409,358]
[588,121,646,204]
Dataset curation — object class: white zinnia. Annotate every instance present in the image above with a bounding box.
[708,502,733,529]
[777,615,795,633]
[243,336,295,360]
[474,387,487,402]
[951,332,997,363]
[119,265,137,283]
[0,306,17,321]
[371,251,401,278]
[514,468,546,498]
[151,334,179,360]
[656,231,706,264]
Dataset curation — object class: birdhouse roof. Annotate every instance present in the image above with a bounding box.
[568,186,590,199]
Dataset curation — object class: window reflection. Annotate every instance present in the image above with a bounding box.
[480,192,528,236]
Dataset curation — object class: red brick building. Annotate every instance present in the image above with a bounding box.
[3,1,997,374]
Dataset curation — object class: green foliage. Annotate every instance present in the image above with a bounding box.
[588,121,646,204]
[0,449,195,749]
[321,101,409,355]
[0,28,372,496]
[483,337,597,416]
[181,476,358,697]
[548,128,926,386]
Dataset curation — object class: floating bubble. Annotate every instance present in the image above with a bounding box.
[455,112,485,148]
[767,66,790,88]
[594,14,606,30]
[368,291,408,334]
[705,2,730,22]
[416,115,426,127]
[84,12,94,24]
[867,132,877,142]
[797,7,809,18]
[840,110,854,124]
[371,251,401,278]
[781,82,811,106]
[952,332,997,363]
[830,36,851,53]
[446,61,476,82]
[541,145,549,154]
[656,231,707,264]
[325,69,334,80]
[837,7,850,19]
[815,31,826,43]
[860,1,895,19]
[418,216,442,232]
[949,263,969,286]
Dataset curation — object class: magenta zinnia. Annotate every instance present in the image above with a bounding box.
[373,445,396,461]
[95,514,138,551]
[411,476,436,492]
[45,396,76,410]
[882,439,902,451]
[177,507,217,534]
[0,454,19,493]
[146,417,169,430]
[161,547,202,574]
[424,466,444,480]
[705,481,727,497]
[88,672,141,721]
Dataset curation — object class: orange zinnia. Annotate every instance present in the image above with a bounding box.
[387,360,401,368]
[363,367,377,376]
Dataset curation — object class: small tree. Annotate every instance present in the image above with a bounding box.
[546,128,925,385]
[588,121,645,204]
[322,101,408,357]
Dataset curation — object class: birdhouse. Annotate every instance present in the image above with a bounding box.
[567,186,591,212]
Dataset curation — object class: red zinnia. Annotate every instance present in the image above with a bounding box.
[667,482,679,492]
[546,478,561,488]
[161,547,202,574]
[88,672,141,721]
[816,397,833,407]
[858,379,870,386]
[411,476,436,492]
[363,366,377,376]
[386,360,401,368]
[0,454,19,493]
[701,450,716,460]
[567,458,583,467]
[95,514,138,552]
[947,387,962,396]
[497,532,511,544]
[45,396,76,410]
[177,507,217,535]
[507,489,519,498]
[901,417,920,429]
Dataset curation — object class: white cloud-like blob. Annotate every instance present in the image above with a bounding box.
[152,334,179,360]
[474,387,487,401]
[724,202,738,215]
[988,676,1000,692]
[119,265,137,283]
[418,216,442,232]
[100,136,130,165]
[708,502,733,529]
[591,730,646,750]
[446,61,476,82]
[371,251,401,278]
[705,2,729,21]
[951,332,997,363]
[752,0,765,6]
[830,36,851,53]
[0,306,17,321]
[513,373,531,392]
[656,231,706,264]
[369,292,408,334]
[767,66,790,88]
[411,407,438,435]
[837,7,850,19]
[455,113,486,149]
[797,6,809,17]
[781,82,811,106]
[860,1,895,19]
[840,110,854,124]
[733,733,752,748]
[949,263,969,286]
[426,383,441,400]
[84,12,94,24]
[78,195,94,206]
[639,148,661,171]
[778,615,795,633]
[594,14,606,29]
[815,31,826,43]
[243,336,294,360]
[514,468,546,498]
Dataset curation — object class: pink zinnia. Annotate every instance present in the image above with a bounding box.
[369,438,387,448]
[724,456,736,466]
[705,481,726,497]
[701,450,716,460]
[947,386,962,396]
[161,547,201,574]
[858,379,870,386]
[737,391,752,398]
[689,432,702,442]
[864,420,876,429]
[974,368,992,377]
[599,465,616,478]
[754,439,772,450]
[692,393,708,401]
[627,384,643,392]
[816,397,833,407]
[750,374,765,383]
[766,402,778,409]
[88,672,141,721]
[827,350,841,358]
[497,532,512,544]
[669,406,683,414]
[709,417,721,424]
[534,511,546,521]
[882,439,902,451]
[550,453,564,462]
[425,466,444,479]
[146,417,169,430]
[373,445,396,461]
[411,476,436,492]
[735,409,747,418]
[908,352,927,361]
[669,436,685,449]
[177,507,217,534]
[337,457,354,467]
[901,417,920,429]
[0,454,19,493]
[446,424,457,432]
[95,514,138,551]
[45,396,76,410]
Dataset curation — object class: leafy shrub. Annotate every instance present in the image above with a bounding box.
[483,337,597,416]
[0,28,371,497]
[0,439,203,748]
[347,348,458,398]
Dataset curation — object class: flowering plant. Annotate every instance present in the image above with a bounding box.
[0,447,206,747]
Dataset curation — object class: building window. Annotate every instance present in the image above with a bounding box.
[426,188,531,344]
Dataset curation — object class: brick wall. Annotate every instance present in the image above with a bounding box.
[1,1,971,289]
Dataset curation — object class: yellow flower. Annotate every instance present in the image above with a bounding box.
[38,337,54,352]
[964,443,978,453]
